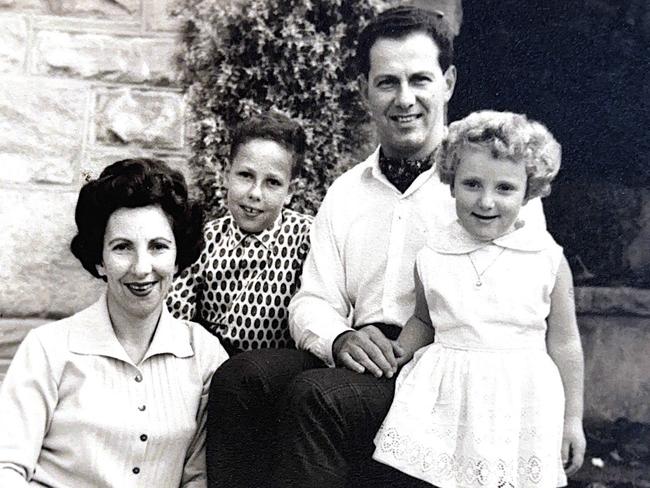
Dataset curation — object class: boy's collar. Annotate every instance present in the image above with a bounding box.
[225,210,283,250]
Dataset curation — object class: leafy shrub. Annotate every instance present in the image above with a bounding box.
[176,0,394,218]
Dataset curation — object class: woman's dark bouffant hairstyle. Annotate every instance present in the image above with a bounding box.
[70,158,204,280]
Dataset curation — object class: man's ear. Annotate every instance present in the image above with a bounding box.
[443,65,457,103]
[358,75,370,108]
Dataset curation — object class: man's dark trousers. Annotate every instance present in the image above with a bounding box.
[206,329,431,487]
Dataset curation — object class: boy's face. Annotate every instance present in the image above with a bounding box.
[452,146,528,241]
[226,138,293,234]
[360,31,456,160]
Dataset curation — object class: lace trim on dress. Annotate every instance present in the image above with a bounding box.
[375,426,554,487]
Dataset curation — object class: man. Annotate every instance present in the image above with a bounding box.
[207,6,545,488]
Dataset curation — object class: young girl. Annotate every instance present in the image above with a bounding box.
[373,111,585,487]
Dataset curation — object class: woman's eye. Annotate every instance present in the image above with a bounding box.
[267,179,282,187]
[462,179,480,189]
[497,184,515,192]
[112,243,130,251]
[151,242,170,251]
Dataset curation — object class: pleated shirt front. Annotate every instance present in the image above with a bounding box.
[0,293,228,488]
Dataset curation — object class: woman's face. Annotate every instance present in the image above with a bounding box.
[96,205,177,320]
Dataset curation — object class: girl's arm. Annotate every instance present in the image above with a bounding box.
[546,254,586,477]
[395,267,435,367]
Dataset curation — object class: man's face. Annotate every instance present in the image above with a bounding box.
[361,32,456,160]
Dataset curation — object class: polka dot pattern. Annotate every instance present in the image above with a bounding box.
[167,209,312,352]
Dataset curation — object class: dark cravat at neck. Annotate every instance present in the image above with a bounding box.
[378,149,433,193]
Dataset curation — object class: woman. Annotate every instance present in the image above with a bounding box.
[0,158,228,487]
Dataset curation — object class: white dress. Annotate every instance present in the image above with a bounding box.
[373,221,567,488]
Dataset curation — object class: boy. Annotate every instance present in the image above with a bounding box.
[167,111,313,355]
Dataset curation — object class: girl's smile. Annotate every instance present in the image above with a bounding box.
[451,146,528,241]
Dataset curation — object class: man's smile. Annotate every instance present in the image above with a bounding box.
[390,114,422,124]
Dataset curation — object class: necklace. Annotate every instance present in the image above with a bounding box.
[467,248,506,287]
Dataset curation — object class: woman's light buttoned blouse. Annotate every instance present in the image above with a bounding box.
[0,293,228,488]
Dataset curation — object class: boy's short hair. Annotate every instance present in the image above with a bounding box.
[229,111,307,180]
[436,110,561,199]
[356,6,455,78]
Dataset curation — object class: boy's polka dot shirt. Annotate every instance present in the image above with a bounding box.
[167,208,313,352]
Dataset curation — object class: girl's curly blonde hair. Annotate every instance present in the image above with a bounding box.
[436,110,561,199]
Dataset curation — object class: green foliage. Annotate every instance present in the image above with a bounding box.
[176,0,393,218]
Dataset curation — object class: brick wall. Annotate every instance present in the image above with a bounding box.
[0,0,196,373]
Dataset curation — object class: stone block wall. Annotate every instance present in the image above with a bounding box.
[0,0,194,324]
[1,0,649,426]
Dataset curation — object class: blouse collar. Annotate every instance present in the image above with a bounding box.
[225,210,283,250]
[427,219,553,254]
[68,292,194,364]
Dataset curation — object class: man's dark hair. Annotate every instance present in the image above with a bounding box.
[356,6,455,78]
[71,158,203,280]
[229,111,307,180]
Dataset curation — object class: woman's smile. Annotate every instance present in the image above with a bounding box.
[97,205,177,320]
[124,280,158,296]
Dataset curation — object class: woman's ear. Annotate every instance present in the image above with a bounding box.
[450,182,456,198]
[96,263,106,280]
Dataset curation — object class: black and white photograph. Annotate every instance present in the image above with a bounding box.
[0,0,648,486]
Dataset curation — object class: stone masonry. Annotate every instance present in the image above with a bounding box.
[0,0,649,425]
[0,0,196,375]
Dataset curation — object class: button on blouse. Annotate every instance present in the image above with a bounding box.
[0,293,228,488]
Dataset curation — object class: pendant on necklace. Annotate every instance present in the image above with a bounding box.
[475,280,482,287]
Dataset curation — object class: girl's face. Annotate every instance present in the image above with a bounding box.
[97,205,178,321]
[451,147,528,241]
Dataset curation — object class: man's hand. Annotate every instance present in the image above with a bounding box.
[562,417,586,477]
[332,326,403,378]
